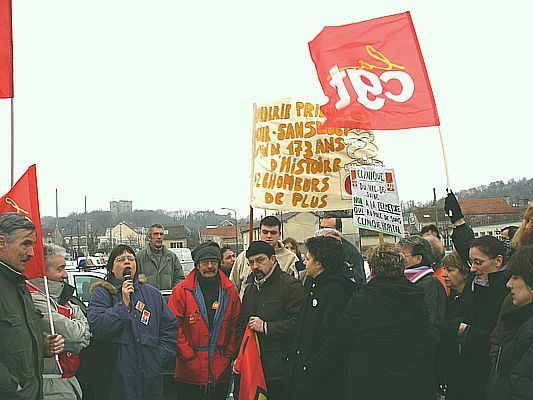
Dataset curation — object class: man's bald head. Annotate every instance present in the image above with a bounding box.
[423,233,445,267]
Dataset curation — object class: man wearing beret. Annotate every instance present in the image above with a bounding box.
[235,240,306,400]
[168,242,241,400]
[231,216,298,297]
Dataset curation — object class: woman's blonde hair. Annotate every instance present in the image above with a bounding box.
[510,205,533,249]
[367,243,407,277]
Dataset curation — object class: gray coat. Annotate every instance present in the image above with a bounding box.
[136,245,184,290]
[0,260,45,400]
[28,278,90,400]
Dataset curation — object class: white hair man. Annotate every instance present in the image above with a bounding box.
[27,243,91,399]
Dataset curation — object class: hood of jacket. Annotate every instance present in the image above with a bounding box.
[367,275,426,325]
[27,277,65,299]
[89,273,147,295]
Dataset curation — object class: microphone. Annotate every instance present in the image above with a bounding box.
[123,267,132,281]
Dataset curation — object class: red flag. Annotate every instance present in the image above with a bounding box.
[0,0,13,98]
[0,165,45,278]
[309,12,439,130]
[234,326,268,400]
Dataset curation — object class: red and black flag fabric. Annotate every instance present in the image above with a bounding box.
[234,325,268,400]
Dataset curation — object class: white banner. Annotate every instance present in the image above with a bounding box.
[350,165,404,237]
[251,98,383,211]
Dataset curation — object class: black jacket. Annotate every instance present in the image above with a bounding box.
[286,271,356,400]
[452,270,510,400]
[0,260,45,400]
[236,264,306,382]
[338,275,434,400]
[437,289,466,400]
[451,223,474,265]
[341,238,366,283]
[487,302,533,400]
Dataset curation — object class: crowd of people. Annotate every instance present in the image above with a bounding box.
[1,192,533,400]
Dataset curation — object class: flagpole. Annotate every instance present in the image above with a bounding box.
[10,98,14,187]
[42,275,63,373]
[437,125,452,190]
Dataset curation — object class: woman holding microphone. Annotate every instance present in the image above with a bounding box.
[87,244,177,400]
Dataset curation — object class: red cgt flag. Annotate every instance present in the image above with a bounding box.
[0,0,13,98]
[309,11,439,130]
[0,165,45,278]
[234,325,268,400]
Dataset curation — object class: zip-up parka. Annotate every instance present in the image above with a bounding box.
[168,269,240,386]
[87,274,177,400]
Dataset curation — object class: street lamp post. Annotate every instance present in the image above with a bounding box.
[222,207,239,253]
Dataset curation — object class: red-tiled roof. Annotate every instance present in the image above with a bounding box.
[458,197,517,215]
[202,225,241,239]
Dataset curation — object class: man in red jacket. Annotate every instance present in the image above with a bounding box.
[168,242,241,400]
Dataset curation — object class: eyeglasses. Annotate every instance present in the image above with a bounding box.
[199,259,219,267]
[248,256,268,266]
[115,255,135,263]
[467,258,494,268]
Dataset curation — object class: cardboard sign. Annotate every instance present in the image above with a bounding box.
[350,165,404,236]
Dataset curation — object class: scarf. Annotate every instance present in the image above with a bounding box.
[404,265,434,284]
[253,263,277,291]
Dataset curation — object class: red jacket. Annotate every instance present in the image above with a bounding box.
[168,269,240,386]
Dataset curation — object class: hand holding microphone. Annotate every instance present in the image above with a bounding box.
[122,267,134,307]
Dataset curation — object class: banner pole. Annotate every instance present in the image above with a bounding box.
[42,276,63,373]
[248,103,257,247]
[249,206,254,245]
[10,98,14,187]
[437,125,452,190]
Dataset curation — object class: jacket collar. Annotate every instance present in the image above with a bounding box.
[245,263,281,286]
[146,243,166,256]
[28,277,65,298]
[0,259,26,283]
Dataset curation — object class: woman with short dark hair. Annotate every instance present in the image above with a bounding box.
[487,246,533,400]
[87,244,177,399]
[285,236,355,400]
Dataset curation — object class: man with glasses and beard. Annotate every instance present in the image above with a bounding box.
[231,216,298,297]
[235,241,306,400]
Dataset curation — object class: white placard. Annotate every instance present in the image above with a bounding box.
[350,165,404,237]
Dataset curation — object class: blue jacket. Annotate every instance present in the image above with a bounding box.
[87,275,177,400]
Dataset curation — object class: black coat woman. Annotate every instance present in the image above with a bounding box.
[487,246,533,400]
[286,236,356,400]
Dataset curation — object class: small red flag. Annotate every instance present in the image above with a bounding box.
[234,326,268,400]
[0,165,45,278]
[309,12,439,130]
[0,0,14,98]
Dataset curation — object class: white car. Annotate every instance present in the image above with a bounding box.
[168,247,195,277]
[66,267,107,305]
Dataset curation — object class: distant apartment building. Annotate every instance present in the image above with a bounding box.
[110,200,133,215]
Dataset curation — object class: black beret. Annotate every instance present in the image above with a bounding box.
[246,240,274,258]
[192,242,221,265]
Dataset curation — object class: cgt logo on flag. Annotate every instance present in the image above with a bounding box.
[309,12,439,130]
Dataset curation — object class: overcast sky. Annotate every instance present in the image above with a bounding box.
[1,0,531,218]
